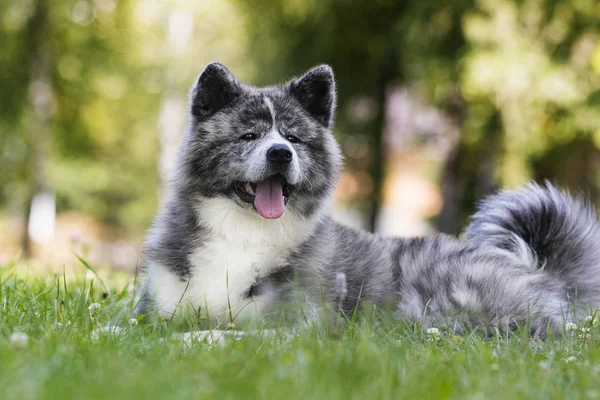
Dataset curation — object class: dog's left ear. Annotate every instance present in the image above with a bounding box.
[288,65,336,128]
[190,62,243,119]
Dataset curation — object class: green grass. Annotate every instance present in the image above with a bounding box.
[2,260,600,400]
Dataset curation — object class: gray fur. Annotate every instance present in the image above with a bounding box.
[137,63,600,338]
[465,182,600,317]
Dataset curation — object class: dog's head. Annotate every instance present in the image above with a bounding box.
[176,63,342,220]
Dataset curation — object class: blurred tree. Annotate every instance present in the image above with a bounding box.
[26,0,55,255]
[461,0,600,193]
[1,0,164,245]
[396,0,478,234]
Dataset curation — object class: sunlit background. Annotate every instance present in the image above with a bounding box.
[1,0,600,271]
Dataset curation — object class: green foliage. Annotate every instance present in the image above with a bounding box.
[1,0,600,234]
[462,0,600,186]
[1,0,160,231]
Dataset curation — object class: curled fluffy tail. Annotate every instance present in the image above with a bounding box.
[465,182,600,309]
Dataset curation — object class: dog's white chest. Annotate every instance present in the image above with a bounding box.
[149,239,287,323]
[148,197,319,322]
[186,238,286,319]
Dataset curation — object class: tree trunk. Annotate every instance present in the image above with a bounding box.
[368,36,400,233]
[21,0,53,257]
[437,90,467,234]
[437,142,464,235]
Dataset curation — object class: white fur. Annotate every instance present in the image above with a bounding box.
[264,96,277,123]
[148,196,323,323]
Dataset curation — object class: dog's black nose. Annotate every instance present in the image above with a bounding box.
[267,144,293,165]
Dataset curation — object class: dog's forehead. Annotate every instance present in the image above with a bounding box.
[234,90,309,128]
[234,95,272,126]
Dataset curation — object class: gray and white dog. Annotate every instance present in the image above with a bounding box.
[135,62,600,337]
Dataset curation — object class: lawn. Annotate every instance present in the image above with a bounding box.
[2,260,600,400]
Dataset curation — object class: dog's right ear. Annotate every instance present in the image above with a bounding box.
[190,62,242,119]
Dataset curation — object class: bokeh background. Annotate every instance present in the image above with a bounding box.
[1,0,600,271]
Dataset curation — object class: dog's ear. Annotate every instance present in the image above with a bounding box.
[288,65,336,128]
[190,62,242,119]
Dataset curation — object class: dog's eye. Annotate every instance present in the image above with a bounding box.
[285,135,301,144]
[240,133,258,140]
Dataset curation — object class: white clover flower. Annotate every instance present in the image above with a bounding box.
[426,327,440,336]
[10,331,29,348]
[426,327,440,341]
[88,303,101,312]
[586,315,595,323]
[224,322,236,330]
[566,322,578,332]
[579,327,591,340]
[128,318,138,326]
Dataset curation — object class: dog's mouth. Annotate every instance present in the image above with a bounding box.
[234,174,294,219]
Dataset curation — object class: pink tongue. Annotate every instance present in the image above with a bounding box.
[254,177,285,219]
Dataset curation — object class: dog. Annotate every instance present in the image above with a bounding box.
[135,62,600,338]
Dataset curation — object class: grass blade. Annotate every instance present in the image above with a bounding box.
[75,255,110,297]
